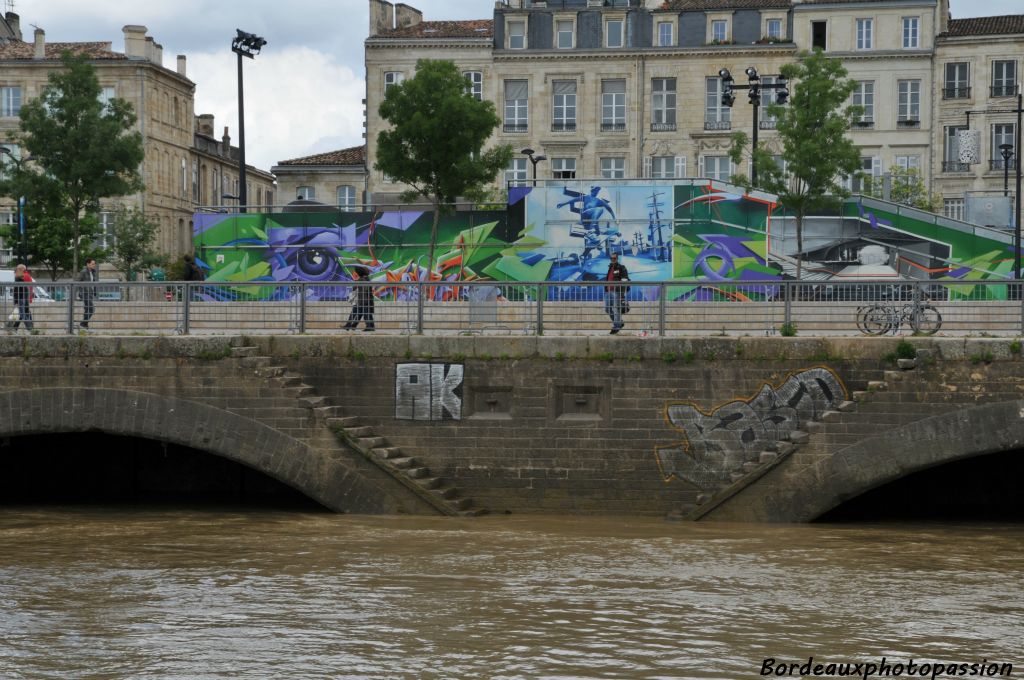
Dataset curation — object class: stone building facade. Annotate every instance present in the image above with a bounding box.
[363,0,1024,223]
[271,145,367,209]
[0,15,275,265]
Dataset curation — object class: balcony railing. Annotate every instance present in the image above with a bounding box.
[601,122,627,132]
[897,119,921,128]
[650,122,676,132]
[852,119,874,128]
[991,85,1019,98]
[704,120,731,131]
[759,120,777,130]
[942,161,970,172]
[551,122,577,132]
[990,158,1018,171]
[942,86,971,99]
[503,123,528,133]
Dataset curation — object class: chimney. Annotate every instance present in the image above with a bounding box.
[122,25,148,59]
[369,0,395,36]
[222,126,231,154]
[394,3,422,29]
[197,113,214,136]
[152,41,163,66]
[177,54,186,76]
[938,0,950,34]
[6,12,21,41]
[33,27,44,60]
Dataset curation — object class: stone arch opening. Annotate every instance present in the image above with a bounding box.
[0,432,326,509]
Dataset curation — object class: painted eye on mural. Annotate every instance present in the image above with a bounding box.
[294,247,340,280]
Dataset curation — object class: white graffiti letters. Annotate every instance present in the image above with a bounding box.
[395,363,463,421]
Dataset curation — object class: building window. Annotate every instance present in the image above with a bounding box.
[99,86,116,110]
[651,78,676,132]
[852,81,874,125]
[96,212,116,251]
[897,80,920,124]
[647,156,685,179]
[552,80,577,132]
[765,18,783,40]
[851,156,880,193]
[992,60,1017,97]
[508,20,526,49]
[556,19,574,49]
[506,157,528,186]
[943,63,969,99]
[902,17,919,48]
[856,19,873,50]
[606,19,624,48]
[759,75,779,127]
[657,21,674,47]
[702,156,731,181]
[601,79,626,131]
[944,198,965,221]
[297,186,315,200]
[943,126,969,172]
[705,77,731,129]
[601,157,625,179]
[463,71,483,101]
[384,72,404,93]
[337,185,356,211]
[711,20,727,43]
[811,21,827,50]
[0,142,19,181]
[992,124,1016,170]
[894,155,920,173]
[0,86,21,117]
[552,158,576,180]
[504,80,528,133]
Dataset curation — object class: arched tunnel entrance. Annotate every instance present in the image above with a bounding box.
[0,433,327,510]
[817,449,1024,522]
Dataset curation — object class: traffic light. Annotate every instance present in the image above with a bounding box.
[776,76,790,104]
[719,68,736,108]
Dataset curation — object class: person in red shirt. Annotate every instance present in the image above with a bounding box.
[604,253,629,334]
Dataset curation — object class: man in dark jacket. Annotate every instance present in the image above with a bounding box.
[604,253,629,334]
[77,258,98,329]
[343,266,376,331]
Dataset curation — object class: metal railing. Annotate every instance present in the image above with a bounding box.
[3,279,1024,336]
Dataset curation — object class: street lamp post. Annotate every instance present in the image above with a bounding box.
[717,67,789,187]
[999,143,1015,198]
[231,29,267,214]
[0,146,27,263]
[521,148,547,186]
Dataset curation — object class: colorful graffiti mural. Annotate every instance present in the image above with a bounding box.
[656,367,847,490]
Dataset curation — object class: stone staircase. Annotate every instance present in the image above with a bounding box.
[229,343,485,516]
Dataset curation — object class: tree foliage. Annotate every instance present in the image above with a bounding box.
[13,52,144,274]
[108,205,161,280]
[729,49,863,280]
[864,166,943,213]
[376,59,513,276]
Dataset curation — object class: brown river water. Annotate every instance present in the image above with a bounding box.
[0,509,1020,679]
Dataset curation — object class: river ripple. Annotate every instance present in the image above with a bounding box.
[0,509,1021,679]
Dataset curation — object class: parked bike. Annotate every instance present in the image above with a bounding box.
[856,290,942,336]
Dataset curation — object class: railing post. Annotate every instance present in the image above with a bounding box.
[298,282,306,334]
[416,280,425,334]
[536,283,544,336]
[784,280,793,326]
[658,282,667,336]
[66,283,75,334]
[182,283,191,335]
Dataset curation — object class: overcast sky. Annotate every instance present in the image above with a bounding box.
[10,0,1023,170]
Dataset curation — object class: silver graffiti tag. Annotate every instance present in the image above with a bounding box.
[395,363,464,421]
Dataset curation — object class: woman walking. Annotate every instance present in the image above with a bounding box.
[12,263,34,332]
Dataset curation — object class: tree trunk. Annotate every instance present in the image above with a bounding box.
[795,213,803,282]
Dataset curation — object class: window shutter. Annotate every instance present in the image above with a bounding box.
[643,156,652,178]
[675,156,686,178]
[698,156,704,178]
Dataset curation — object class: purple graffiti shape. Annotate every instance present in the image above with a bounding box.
[693,235,767,281]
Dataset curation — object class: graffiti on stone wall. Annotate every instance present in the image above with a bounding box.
[395,363,463,421]
[656,367,847,490]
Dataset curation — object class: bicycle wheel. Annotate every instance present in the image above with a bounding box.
[858,305,892,335]
[911,305,942,335]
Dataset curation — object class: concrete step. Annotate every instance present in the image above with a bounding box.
[327,416,361,429]
[254,364,286,378]
[313,406,342,421]
[804,421,823,434]
[742,461,759,473]
[390,457,415,469]
[344,426,376,438]
[729,471,745,483]
[759,451,778,464]
[867,380,888,391]
[230,346,259,357]
[431,487,459,500]
[695,493,712,505]
[297,395,328,409]
[415,477,442,490]
[406,467,429,479]
[787,430,810,444]
[821,410,843,423]
[357,436,386,449]
[451,497,472,511]
[372,447,404,460]
[273,375,303,388]
[837,400,857,412]
[285,385,315,398]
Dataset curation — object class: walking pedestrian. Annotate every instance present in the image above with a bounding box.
[604,253,629,334]
[11,264,33,332]
[343,266,376,331]
[77,258,98,330]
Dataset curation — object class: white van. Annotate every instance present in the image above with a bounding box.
[0,269,54,302]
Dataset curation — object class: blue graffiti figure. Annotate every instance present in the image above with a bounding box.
[557,186,615,231]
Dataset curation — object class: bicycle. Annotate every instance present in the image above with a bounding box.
[856,291,942,336]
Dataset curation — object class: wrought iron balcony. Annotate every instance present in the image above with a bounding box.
[942,161,970,172]
[759,120,777,130]
[503,123,528,133]
[897,119,921,128]
[990,158,1018,171]
[551,122,577,132]
[650,122,676,132]
[852,119,874,128]
[704,120,731,131]
[991,85,1019,98]
[942,86,970,99]
[601,122,627,132]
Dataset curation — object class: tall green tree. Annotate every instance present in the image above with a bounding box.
[15,51,144,274]
[729,49,863,280]
[108,204,160,281]
[864,166,943,213]
[376,59,513,277]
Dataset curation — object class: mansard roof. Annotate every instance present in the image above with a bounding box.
[662,0,789,9]
[277,145,367,167]
[376,20,493,39]
[0,40,126,59]
[945,15,1024,36]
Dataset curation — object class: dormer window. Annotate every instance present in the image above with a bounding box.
[508,20,526,49]
[606,19,624,48]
